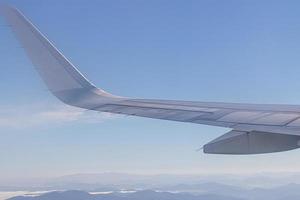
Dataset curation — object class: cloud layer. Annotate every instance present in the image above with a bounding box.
[0,103,118,128]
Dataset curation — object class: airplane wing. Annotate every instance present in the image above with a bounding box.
[2,5,300,155]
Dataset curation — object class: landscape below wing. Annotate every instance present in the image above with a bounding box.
[2,5,300,154]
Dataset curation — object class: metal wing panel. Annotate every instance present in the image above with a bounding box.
[250,113,300,126]
[217,111,269,123]
[94,103,230,124]
[131,99,300,113]
[99,100,300,128]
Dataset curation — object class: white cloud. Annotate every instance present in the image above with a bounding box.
[0,103,119,128]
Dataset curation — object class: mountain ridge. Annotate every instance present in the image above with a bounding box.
[7,190,244,200]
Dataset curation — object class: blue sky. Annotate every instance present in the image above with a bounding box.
[2,0,300,180]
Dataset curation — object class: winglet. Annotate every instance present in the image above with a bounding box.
[0,5,121,108]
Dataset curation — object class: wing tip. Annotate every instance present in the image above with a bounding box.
[1,4,122,107]
[0,3,18,14]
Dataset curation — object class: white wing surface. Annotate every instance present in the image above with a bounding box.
[2,5,300,154]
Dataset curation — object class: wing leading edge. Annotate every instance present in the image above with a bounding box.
[2,5,300,155]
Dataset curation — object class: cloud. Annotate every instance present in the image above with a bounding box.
[0,103,119,128]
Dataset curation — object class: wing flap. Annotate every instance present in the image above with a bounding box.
[95,104,210,121]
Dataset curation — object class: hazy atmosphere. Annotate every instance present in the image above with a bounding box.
[2,1,300,197]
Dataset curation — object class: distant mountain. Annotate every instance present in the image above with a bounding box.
[6,173,300,200]
[165,182,300,200]
[158,182,248,197]
[5,172,300,192]
[7,190,244,200]
[248,183,300,200]
[49,173,209,187]
[6,183,300,200]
